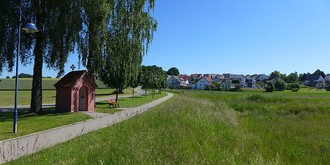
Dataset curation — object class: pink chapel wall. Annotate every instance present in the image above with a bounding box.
[55,71,96,112]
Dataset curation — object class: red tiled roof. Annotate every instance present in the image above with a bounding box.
[54,70,97,88]
[203,76,213,83]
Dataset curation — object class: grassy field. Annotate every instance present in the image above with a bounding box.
[8,89,329,164]
[0,108,91,141]
[95,92,168,113]
[0,88,132,107]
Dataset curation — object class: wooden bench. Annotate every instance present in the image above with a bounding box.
[107,99,120,108]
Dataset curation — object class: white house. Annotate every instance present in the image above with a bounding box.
[257,74,269,82]
[167,76,181,88]
[213,74,225,83]
[196,76,213,90]
[304,75,325,88]
[221,79,232,90]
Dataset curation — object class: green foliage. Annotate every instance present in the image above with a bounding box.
[265,82,274,92]
[17,73,33,78]
[313,69,326,78]
[167,67,180,76]
[138,65,167,91]
[270,70,287,82]
[286,72,299,83]
[292,88,299,92]
[100,0,157,97]
[274,79,286,91]
[287,82,300,90]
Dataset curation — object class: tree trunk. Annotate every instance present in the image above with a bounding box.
[132,87,135,99]
[29,0,44,114]
[145,89,147,97]
[87,16,97,82]
[115,88,119,102]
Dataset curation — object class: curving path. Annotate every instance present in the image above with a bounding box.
[0,92,173,164]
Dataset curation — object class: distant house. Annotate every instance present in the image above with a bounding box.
[213,74,225,83]
[304,75,325,88]
[167,75,189,88]
[324,76,330,86]
[203,74,218,79]
[179,74,190,86]
[230,74,246,87]
[256,74,269,82]
[246,78,256,88]
[167,76,181,88]
[196,76,213,90]
[221,79,232,90]
[268,75,283,84]
[189,74,202,84]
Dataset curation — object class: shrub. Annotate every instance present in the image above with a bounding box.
[274,79,286,91]
[292,88,299,92]
[287,83,300,90]
[326,87,330,91]
[265,82,274,92]
[229,84,242,92]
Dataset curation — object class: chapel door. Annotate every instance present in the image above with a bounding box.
[79,87,87,111]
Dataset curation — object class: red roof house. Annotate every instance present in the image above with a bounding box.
[54,71,97,112]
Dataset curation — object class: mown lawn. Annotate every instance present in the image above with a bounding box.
[0,88,132,107]
[95,92,167,113]
[0,108,91,141]
[8,90,330,164]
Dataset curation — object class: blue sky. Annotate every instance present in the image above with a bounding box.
[1,0,330,78]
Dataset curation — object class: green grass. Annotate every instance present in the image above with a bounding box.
[0,108,91,141]
[95,92,167,113]
[7,90,330,164]
[0,88,133,107]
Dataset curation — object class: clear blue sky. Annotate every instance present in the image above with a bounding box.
[1,0,330,78]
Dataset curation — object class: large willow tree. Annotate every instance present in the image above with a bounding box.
[0,0,81,114]
[100,0,157,100]
[0,0,156,114]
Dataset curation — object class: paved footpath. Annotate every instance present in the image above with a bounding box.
[0,92,173,164]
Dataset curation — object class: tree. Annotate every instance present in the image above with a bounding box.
[138,65,167,97]
[18,73,32,78]
[77,0,112,80]
[100,0,157,102]
[265,82,274,92]
[299,72,310,82]
[274,79,286,91]
[286,72,299,83]
[167,67,179,76]
[313,69,326,78]
[0,1,81,114]
[270,70,287,82]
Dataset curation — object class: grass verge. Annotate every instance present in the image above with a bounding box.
[95,92,167,113]
[0,108,91,141]
[0,88,133,107]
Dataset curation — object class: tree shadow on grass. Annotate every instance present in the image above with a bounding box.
[95,101,108,105]
[0,108,71,123]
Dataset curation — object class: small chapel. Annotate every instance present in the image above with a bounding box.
[54,70,97,112]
